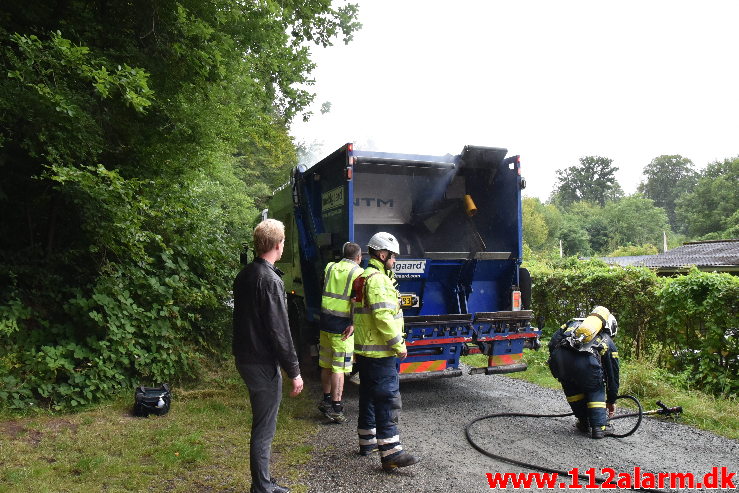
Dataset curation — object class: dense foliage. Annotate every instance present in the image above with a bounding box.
[526,153,737,258]
[550,156,621,207]
[0,0,359,410]
[528,260,739,397]
[676,157,739,240]
[637,155,697,231]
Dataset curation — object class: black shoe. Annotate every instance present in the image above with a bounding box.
[359,444,378,456]
[326,408,347,423]
[591,426,605,439]
[381,451,420,471]
[269,478,290,493]
[317,400,330,415]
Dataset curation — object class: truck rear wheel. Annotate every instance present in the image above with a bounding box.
[287,295,315,373]
[519,267,532,311]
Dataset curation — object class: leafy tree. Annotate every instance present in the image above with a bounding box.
[637,155,697,231]
[522,197,549,251]
[551,156,620,207]
[564,202,610,254]
[676,157,739,239]
[558,218,591,257]
[601,196,671,253]
[0,1,360,409]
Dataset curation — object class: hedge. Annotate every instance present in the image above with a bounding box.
[528,260,739,397]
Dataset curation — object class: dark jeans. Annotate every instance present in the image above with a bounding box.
[356,355,403,460]
[236,361,282,493]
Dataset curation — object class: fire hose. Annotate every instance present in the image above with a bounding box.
[465,395,683,493]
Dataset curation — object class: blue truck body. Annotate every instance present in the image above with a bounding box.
[266,143,540,379]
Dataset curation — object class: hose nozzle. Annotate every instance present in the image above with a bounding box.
[656,400,683,417]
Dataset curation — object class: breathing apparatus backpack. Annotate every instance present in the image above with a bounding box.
[562,306,611,352]
[547,307,612,381]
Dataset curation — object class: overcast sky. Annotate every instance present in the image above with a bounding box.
[289,0,739,201]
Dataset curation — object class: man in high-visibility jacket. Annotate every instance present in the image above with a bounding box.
[548,305,620,439]
[352,232,420,471]
[318,242,363,423]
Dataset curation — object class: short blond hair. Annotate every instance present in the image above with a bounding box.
[254,219,285,256]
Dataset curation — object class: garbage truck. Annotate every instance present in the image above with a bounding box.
[261,143,540,379]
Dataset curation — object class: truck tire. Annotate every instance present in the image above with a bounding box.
[287,295,315,373]
[519,267,532,311]
[287,296,304,353]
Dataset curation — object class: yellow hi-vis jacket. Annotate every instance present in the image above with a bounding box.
[321,258,363,320]
[353,258,406,358]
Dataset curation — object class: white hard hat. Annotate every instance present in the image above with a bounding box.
[367,232,400,256]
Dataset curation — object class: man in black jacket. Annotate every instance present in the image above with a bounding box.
[233,218,303,493]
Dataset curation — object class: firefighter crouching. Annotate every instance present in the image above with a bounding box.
[548,306,620,439]
[352,232,420,471]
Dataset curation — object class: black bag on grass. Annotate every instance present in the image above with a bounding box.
[133,384,171,417]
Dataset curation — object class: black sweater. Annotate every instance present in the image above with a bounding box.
[232,258,300,379]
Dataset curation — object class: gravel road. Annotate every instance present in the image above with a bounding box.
[298,366,738,492]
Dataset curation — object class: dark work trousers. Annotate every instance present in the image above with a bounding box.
[562,382,607,429]
[356,355,403,462]
[236,361,282,493]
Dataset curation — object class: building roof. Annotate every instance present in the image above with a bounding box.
[600,239,739,273]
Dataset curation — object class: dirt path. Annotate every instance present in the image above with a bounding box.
[299,367,739,492]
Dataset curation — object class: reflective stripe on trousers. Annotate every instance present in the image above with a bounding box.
[356,355,403,460]
[562,382,607,428]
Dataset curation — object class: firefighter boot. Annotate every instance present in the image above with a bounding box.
[381,451,420,471]
[575,419,590,435]
[592,425,606,439]
[359,444,378,456]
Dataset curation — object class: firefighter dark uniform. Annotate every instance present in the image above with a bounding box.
[548,306,620,439]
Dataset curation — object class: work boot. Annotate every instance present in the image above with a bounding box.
[359,444,378,456]
[326,408,347,423]
[324,402,346,423]
[591,425,606,439]
[317,398,330,415]
[575,419,590,434]
[381,451,420,471]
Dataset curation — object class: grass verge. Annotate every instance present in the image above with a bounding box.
[0,360,318,493]
[462,347,739,440]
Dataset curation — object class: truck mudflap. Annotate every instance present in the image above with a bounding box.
[401,314,473,380]
[470,310,540,375]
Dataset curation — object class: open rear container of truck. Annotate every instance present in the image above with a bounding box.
[274,143,540,379]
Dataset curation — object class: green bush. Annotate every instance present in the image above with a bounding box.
[528,258,661,359]
[0,165,250,411]
[528,261,739,397]
[657,269,739,396]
